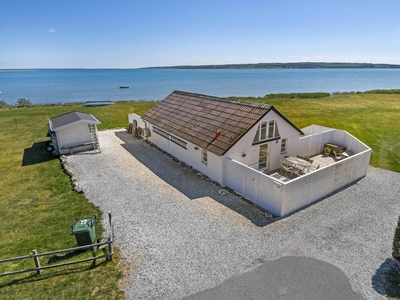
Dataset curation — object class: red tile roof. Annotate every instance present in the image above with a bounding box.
[143,90,273,156]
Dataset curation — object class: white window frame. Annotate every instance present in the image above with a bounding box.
[267,120,276,138]
[201,148,208,165]
[257,120,279,142]
[280,138,288,154]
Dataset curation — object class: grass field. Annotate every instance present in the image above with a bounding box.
[0,93,399,299]
[0,101,155,299]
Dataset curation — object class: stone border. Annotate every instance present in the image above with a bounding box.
[60,155,84,193]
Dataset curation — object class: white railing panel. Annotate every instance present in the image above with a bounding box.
[282,175,312,216]
[309,167,335,203]
[226,158,244,195]
[244,169,258,202]
[332,160,352,192]
[257,176,282,216]
[332,130,346,146]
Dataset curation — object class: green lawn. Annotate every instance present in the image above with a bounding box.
[0,101,155,299]
[0,94,399,299]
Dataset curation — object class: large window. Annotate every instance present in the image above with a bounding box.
[253,120,280,143]
[153,126,187,149]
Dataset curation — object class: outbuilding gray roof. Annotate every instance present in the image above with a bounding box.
[49,111,100,131]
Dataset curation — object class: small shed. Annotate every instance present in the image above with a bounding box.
[48,111,101,155]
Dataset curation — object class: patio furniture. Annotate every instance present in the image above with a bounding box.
[285,157,312,173]
[324,143,346,155]
[292,165,302,176]
[280,160,293,176]
[333,150,343,160]
[309,164,320,171]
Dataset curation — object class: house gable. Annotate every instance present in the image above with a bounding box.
[251,107,304,145]
[143,91,302,156]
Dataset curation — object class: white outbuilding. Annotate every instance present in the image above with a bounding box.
[48,111,101,155]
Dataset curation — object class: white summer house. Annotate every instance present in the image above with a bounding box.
[129,91,372,217]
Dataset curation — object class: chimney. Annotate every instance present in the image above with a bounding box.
[214,129,221,139]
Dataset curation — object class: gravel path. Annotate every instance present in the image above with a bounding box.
[67,129,400,300]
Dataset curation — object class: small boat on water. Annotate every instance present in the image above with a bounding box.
[119,86,129,88]
[83,100,113,107]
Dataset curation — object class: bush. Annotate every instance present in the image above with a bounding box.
[264,92,331,99]
[364,89,400,94]
[0,99,9,107]
[393,216,400,260]
[331,91,363,95]
[16,97,32,107]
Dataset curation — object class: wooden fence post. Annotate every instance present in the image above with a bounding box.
[32,249,41,275]
[108,212,113,261]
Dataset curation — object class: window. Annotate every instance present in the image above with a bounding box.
[253,120,280,143]
[153,126,187,149]
[259,144,268,169]
[201,148,208,164]
[268,120,276,138]
[260,122,267,140]
[281,138,288,154]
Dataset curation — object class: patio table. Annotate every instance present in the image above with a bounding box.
[285,157,312,173]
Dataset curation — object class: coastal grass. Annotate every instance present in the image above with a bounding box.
[0,93,399,298]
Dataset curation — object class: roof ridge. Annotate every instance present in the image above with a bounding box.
[172,90,271,109]
[50,111,90,119]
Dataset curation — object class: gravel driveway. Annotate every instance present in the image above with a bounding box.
[67,129,400,300]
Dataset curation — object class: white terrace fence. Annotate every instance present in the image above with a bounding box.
[225,127,372,217]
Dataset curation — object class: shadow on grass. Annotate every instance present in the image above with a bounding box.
[47,249,87,264]
[22,141,57,166]
[0,258,109,288]
[114,131,276,227]
[372,258,400,298]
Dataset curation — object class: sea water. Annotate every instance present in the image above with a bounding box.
[0,68,399,104]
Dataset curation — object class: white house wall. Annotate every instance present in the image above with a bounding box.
[128,113,146,128]
[226,110,302,172]
[147,124,224,185]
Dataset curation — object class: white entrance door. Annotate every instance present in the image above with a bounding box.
[258,143,270,171]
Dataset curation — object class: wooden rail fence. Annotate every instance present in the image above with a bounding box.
[0,212,114,277]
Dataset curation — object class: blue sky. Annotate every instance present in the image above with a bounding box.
[1,0,399,68]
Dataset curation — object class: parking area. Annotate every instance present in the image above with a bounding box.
[66,129,400,300]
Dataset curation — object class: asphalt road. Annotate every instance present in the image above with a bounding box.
[183,256,364,300]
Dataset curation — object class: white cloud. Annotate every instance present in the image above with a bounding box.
[48,29,55,33]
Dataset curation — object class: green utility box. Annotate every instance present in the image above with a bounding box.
[71,215,97,248]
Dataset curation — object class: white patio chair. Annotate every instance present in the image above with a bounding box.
[280,160,293,176]
[292,165,302,176]
[333,150,343,160]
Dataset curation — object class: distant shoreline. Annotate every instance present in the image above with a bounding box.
[142,62,400,69]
